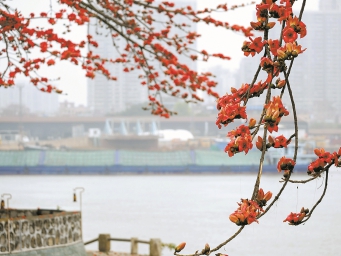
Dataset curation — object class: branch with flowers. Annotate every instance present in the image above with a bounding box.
[0,0,254,118]
[173,0,341,255]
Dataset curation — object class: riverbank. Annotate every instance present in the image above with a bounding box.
[3,174,340,256]
[86,251,145,256]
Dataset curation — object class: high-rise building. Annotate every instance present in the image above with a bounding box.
[319,0,340,11]
[235,0,341,121]
[87,0,197,115]
[87,26,146,114]
[88,1,196,114]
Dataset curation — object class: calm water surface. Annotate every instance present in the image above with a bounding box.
[1,170,340,256]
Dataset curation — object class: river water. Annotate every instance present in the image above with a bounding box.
[1,170,340,256]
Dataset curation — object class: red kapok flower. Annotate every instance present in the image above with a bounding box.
[283,207,309,225]
[47,59,55,66]
[249,36,265,53]
[268,39,280,56]
[307,148,337,175]
[287,16,307,38]
[229,199,263,226]
[277,156,295,175]
[273,135,291,148]
[282,27,298,43]
[260,57,274,73]
[256,188,272,207]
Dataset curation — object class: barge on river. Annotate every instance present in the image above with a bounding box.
[0,149,315,175]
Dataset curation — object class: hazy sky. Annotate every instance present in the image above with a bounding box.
[5,0,319,106]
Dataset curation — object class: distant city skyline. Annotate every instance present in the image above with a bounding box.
[87,19,148,114]
[1,0,321,108]
[87,0,198,114]
[235,0,340,121]
[0,80,59,115]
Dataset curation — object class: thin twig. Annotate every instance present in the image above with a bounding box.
[285,176,316,184]
[300,168,329,224]
[283,70,298,162]
[259,172,292,218]
[209,226,245,253]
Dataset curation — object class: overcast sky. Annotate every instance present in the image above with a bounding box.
[6,0,319,106]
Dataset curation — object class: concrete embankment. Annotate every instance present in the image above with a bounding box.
[86,251,145,256]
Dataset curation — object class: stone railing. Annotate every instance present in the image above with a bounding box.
[0,209,82,254]
[84,234,176,256]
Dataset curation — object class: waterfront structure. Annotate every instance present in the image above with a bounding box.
[0,115,309,140]
[87,0,197,115]
[235,0,341,121]
[0,209,84,255]
[0,148,314,175]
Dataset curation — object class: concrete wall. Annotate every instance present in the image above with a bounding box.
[0,241,86,256]
[0,210,85,256]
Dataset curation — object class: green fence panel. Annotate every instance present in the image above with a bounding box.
[44,151,115,166]
[0,150,263,167]
[0,151,40,166]
[119,150,192,166]
[195,150,261,166]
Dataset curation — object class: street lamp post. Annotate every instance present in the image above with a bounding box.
[73,187,85,239]
[1,193,12,253]
[1,193,12,210]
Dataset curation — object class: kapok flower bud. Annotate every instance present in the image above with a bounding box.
[249,118,256,128]
[276,78,286,88]
[277,49,287,60]
[256,188,272,207]
[174,242,186,253]
[230,87,237,93]
[257,188,264,201]
[300,207,309,214]
[263,191,272,201]
[268,135,275,145]
[314,148,322,156]
[266,22,276,29]
[250,21,263,30]
[229,214,239,224]
[272,110,279,121]
[298,213,306,222]
[256,136,263,151]
[201,243,210,255]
